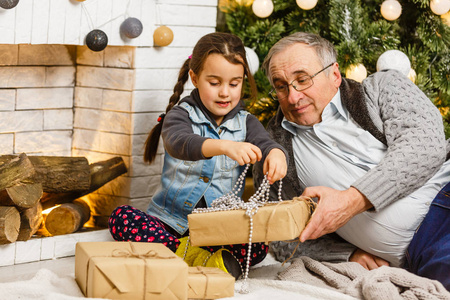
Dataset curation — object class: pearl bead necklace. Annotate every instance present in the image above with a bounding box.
[191,164,283,293]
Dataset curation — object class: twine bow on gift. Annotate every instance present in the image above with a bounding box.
[189,266,222,300]
[110,242,176,300]
[111,241,176,260]
[263,196,316,246]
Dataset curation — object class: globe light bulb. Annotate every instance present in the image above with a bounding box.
[430,0,450,15]
[346,63,367,82]
[376,49,411,76]
[245,47,260,75]
[442,11,450,25]
[236,0,254,6]
[252,0,274,18]
[408,68,417,83]
[296,0,318,10]
[380,0,402,21]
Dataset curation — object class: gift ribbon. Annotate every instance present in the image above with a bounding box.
[111,241,176,260]
[189,266,221,300]
[277,197,317,266]
[263,196,316,245]
[86,241,176,300]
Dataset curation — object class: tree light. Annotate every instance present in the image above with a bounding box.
[376,49,411,77]
[346,63,367,82]
[380,0,402,21]
[296,0,318,10]
[408,68,417,83]
[430,0,450,15]
[252,0,274,18]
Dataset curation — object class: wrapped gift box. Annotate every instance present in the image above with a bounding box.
[188,266,235,299]
[75,241,188,300]
[188,198,311,247]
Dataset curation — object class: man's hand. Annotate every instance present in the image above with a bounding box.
[299,186,372,242]
[350,248,389,270]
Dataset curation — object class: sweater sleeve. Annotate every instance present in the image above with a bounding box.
[161,106,208,161]
[352,70,447,210]
[245,114,289,163]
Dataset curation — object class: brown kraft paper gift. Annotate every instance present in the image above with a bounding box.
[75,241,188,300]
[188,266,235,299]
[188,197,312,247]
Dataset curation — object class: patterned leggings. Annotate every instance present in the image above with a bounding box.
[108,205,268,267]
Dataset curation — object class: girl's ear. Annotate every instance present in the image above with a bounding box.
[189,69,198,87]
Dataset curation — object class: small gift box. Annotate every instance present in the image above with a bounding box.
[75,241,188,300]
[188,197,312,247]
[188,266,235,299]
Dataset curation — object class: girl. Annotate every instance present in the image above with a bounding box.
[109,32,288,279]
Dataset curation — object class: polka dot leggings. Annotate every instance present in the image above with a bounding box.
[108,205,268,266]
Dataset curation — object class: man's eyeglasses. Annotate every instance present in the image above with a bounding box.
[269,62,335,101]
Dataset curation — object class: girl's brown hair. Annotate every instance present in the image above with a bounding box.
[144,32,257,163]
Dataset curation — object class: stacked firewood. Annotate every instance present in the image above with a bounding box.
[0,154,127,244]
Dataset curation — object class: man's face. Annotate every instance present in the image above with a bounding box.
[268,43,341,126]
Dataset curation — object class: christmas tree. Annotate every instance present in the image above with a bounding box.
[217,0,450,137]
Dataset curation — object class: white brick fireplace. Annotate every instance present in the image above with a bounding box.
[0,0,218,225]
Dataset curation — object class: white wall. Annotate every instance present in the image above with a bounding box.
[0,0,218,220]
[0,0,217,47]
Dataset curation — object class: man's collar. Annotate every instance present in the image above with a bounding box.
[281,88,345,133]
[329,89,348,121]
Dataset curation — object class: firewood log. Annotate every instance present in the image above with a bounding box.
[17,202,43,241]
[0,153,35,191]
[44,199,91,236]
[0,182,43,209]
[1,155,90,193]
[0,206,20,244]
[41,157,127,210]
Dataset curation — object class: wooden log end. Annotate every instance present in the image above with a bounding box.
[0,206,20,244]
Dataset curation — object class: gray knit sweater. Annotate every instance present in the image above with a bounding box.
[254,69,448,262]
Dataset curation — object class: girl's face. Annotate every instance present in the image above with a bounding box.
[189,53,244,125]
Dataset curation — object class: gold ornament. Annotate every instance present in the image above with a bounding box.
[346,63,367,82]
[153,26,174,47]
[380,0,402,21]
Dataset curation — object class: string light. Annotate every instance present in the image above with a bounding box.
[252,0,274,18]
[79,0,144,51]
[380,0,402,21]
[430,0,450,15]
[346,63,367,82]
[0,0,19,9]
[296,0,318,10]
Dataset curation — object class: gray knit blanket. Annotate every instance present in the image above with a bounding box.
[278,256,450,300]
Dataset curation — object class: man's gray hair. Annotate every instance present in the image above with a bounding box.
[262,32,337,85]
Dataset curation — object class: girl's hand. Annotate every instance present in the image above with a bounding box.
[202,139,262,165]
[223,141,262,165]
[263,148,287,184]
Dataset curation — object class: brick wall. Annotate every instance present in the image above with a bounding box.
[0,0,218,225]
[0,44,76,156]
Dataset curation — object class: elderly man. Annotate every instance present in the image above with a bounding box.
[253,32,450,288]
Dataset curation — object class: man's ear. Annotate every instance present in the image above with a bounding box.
[331,62,342,88]
[189,69,197,87]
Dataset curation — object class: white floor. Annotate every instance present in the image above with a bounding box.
[0,256,75,283]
